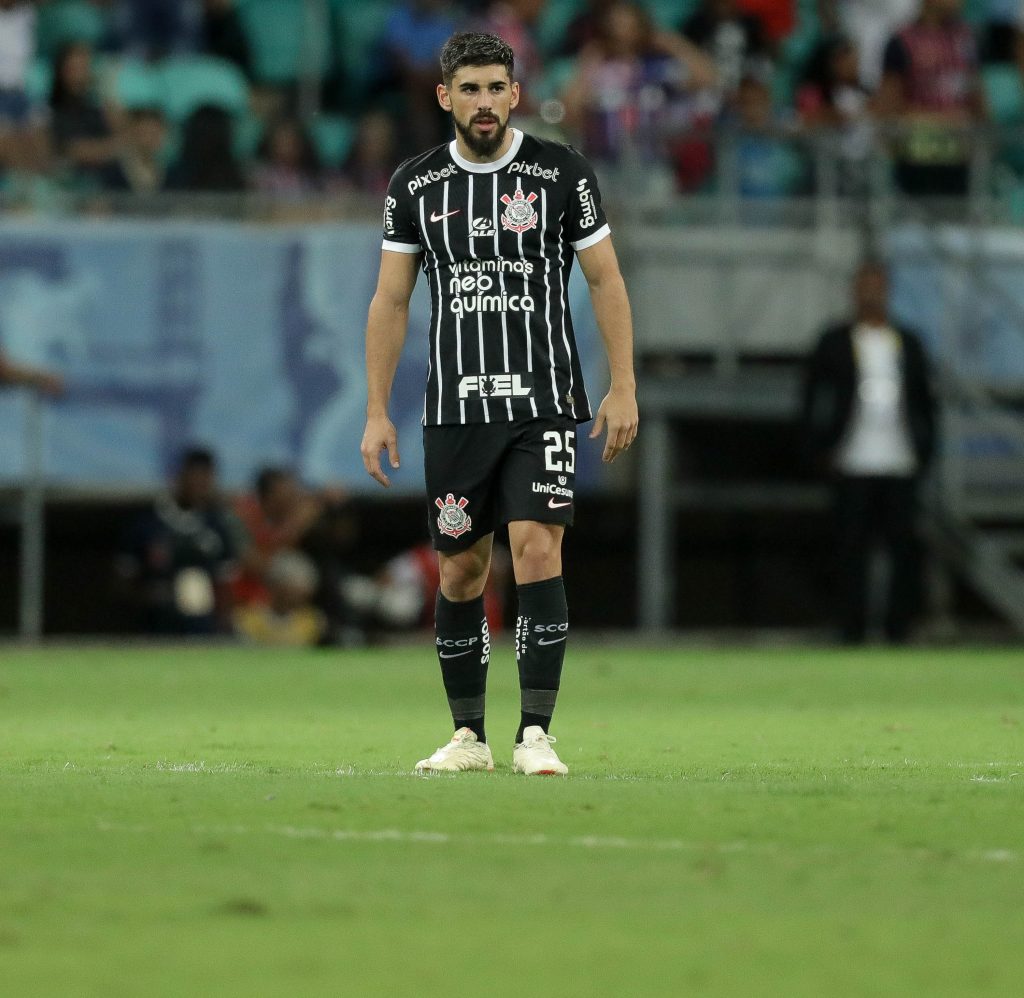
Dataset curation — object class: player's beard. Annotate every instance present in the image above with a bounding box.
[454,111,508,158]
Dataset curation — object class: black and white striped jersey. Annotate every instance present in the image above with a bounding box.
[381,128,610,427]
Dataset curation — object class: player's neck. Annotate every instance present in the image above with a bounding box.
[453,129,516,166]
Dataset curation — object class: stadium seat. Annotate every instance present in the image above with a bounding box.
[309,114,356,168]
[643,0,699,32]
[115,57,249,123]
[237,0,330,85]
[330,0,394,106]
[233,108,266,161]
[25,58,53,107]
[983,65,1024,126]
[159,57,251,122]
[532,56,579,104]
[114,60,164,111]
[34,0,111,59]
[535,0,584,57]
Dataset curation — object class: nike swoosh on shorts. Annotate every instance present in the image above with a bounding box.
[548,499,572,509]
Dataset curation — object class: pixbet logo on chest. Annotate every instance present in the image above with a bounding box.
[407,164,457,195]
[508,161,560,182]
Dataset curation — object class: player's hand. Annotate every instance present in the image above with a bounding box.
[589,387,638,463]
[360,414,400,488]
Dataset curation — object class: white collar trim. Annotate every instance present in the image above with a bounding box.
[449,128,524,173]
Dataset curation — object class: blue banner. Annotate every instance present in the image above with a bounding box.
[0,220,606,492]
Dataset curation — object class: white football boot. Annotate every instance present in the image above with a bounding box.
[512,725,568,776]
[415,727,494,773]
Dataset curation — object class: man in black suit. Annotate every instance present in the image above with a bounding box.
[802,260,938,643]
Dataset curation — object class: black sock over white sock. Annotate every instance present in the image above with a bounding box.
[434,591,490,743]
[515,576,568,743]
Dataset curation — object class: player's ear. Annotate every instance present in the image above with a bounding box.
[437,83,452,112]
[510,81,520,111]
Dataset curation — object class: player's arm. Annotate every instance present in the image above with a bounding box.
[360,249,421,488]
[577,236,638,463]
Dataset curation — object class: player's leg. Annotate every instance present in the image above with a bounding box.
[435,534,494,741]
[500,417,577,775]
[417,424,501,773]
[506,520,570,774]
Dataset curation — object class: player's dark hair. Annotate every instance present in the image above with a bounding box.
[440,32,515,87]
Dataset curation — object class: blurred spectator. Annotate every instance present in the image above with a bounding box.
[167,104,246,191]
[336,109,399,195]
[876,0,985,197]
[116,447,245,635]
[797,36,873,192]
[200,0,252,78]
[117,0,200,60]
[344,543,510,635]
[380,0,459,153]
[474,0,545,115]
[0,0,39,126]
[978,0,1024,64]
[830,0,919,88]
[49,42,118,185]
[234,549,327,646]
[234,466,324,605]
[0,350,64,395]
[99,106,168,193]
[802,261,937,645]
[735,0,795,49]
[731,74,807,197]
[682,0,772,106]
[562,2,716,176]
[233,467,361,644]
[560,0,617,57]
[251,117,321,196]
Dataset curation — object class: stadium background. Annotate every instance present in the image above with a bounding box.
[0,0,1022,640]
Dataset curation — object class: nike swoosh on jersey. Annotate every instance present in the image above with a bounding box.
[547,499,572,509]
[430,209,462,222]
[537,636,567,646]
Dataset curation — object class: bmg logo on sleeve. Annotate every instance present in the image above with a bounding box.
[576,178,597,229]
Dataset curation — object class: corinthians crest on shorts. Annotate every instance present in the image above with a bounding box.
[500,180,538,233]
[435,493,472,538]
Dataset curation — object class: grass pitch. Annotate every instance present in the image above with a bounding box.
[1,643,1022,997]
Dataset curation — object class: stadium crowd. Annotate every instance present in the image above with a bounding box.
[0,0,1023,204]
[113,447,509,647]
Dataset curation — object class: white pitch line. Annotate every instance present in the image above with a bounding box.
[91,822,1021,864]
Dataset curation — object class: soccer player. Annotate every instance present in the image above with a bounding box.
[360,32,638,776]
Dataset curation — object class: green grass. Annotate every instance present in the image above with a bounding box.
[1,644,1022,997]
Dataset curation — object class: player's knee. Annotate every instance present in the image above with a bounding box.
[512,530,562,581]
[439,553,489,601]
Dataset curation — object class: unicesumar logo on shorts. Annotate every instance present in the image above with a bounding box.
[435,493,472,539]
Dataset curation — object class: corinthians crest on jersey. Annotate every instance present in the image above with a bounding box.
[500,180,538,233]
[381,128,611,428]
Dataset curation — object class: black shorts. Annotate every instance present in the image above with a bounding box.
[424,416,578,552]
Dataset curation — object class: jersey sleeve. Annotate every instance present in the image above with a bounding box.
[381,166,422,254]
[564,148,610,252]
